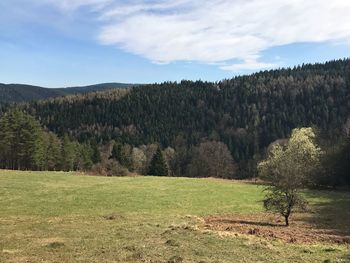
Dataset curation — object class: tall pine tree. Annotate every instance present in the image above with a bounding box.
[148,147,168,176]
[0,108,45,170]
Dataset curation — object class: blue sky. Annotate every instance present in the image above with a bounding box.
[1,0,350,88]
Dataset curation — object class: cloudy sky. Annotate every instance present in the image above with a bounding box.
[1,0,350,87]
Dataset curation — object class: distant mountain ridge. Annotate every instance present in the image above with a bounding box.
[0,82,135,103]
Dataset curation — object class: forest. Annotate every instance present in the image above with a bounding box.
[0,59,349,186]
[0,109,101,171]
[0,82,134,103]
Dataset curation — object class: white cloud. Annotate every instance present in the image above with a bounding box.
[220,60,277,72]
[41,0,350,72]
[97,0,350,71]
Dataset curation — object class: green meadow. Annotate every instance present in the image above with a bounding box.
[0,170,349,262]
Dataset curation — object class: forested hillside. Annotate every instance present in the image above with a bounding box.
[0,82,134,103]
[0,84,59,103]
[21,60,350,157]
[1,59,349,180]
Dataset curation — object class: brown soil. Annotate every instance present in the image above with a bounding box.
[202,213,350,244]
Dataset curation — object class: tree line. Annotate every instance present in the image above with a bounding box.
[0,109,101,171]
[90,138,236,178]
[0,108,348,188]
[0,108,237,179]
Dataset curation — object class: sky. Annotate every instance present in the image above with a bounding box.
[1,0,350,88]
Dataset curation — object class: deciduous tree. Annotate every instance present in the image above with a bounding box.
[258,127,322,226]
[189,141,236,178]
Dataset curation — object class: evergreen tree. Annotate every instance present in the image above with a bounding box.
[75,143,93,171]
[32,128,46,170]
[60,135,76,171]
[45,132,62,171]
[0,108,45,170]
[91,141,101,164]
[148,147,168,176]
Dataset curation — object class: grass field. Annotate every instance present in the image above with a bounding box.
[0,170,349,262]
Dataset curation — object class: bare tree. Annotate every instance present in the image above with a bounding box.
[189,141,236,178]
[131,147,147,174]
[163,147,176,176]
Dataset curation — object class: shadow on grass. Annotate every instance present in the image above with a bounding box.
[217,219,282,227]
[304,190,350,238]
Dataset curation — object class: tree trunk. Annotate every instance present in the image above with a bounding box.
[284,215,289,226]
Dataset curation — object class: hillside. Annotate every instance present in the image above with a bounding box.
[0,83,60,103]
[20,59,350,169]
[0,82,135,103]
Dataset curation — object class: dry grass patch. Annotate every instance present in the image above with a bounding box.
[203,213,350,244]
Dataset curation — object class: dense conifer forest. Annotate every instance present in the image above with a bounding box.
[0,82,134,103]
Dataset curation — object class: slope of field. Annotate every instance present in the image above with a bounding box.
[0,170,349,262]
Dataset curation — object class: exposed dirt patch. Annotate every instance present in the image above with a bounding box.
[202,213,350,244]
